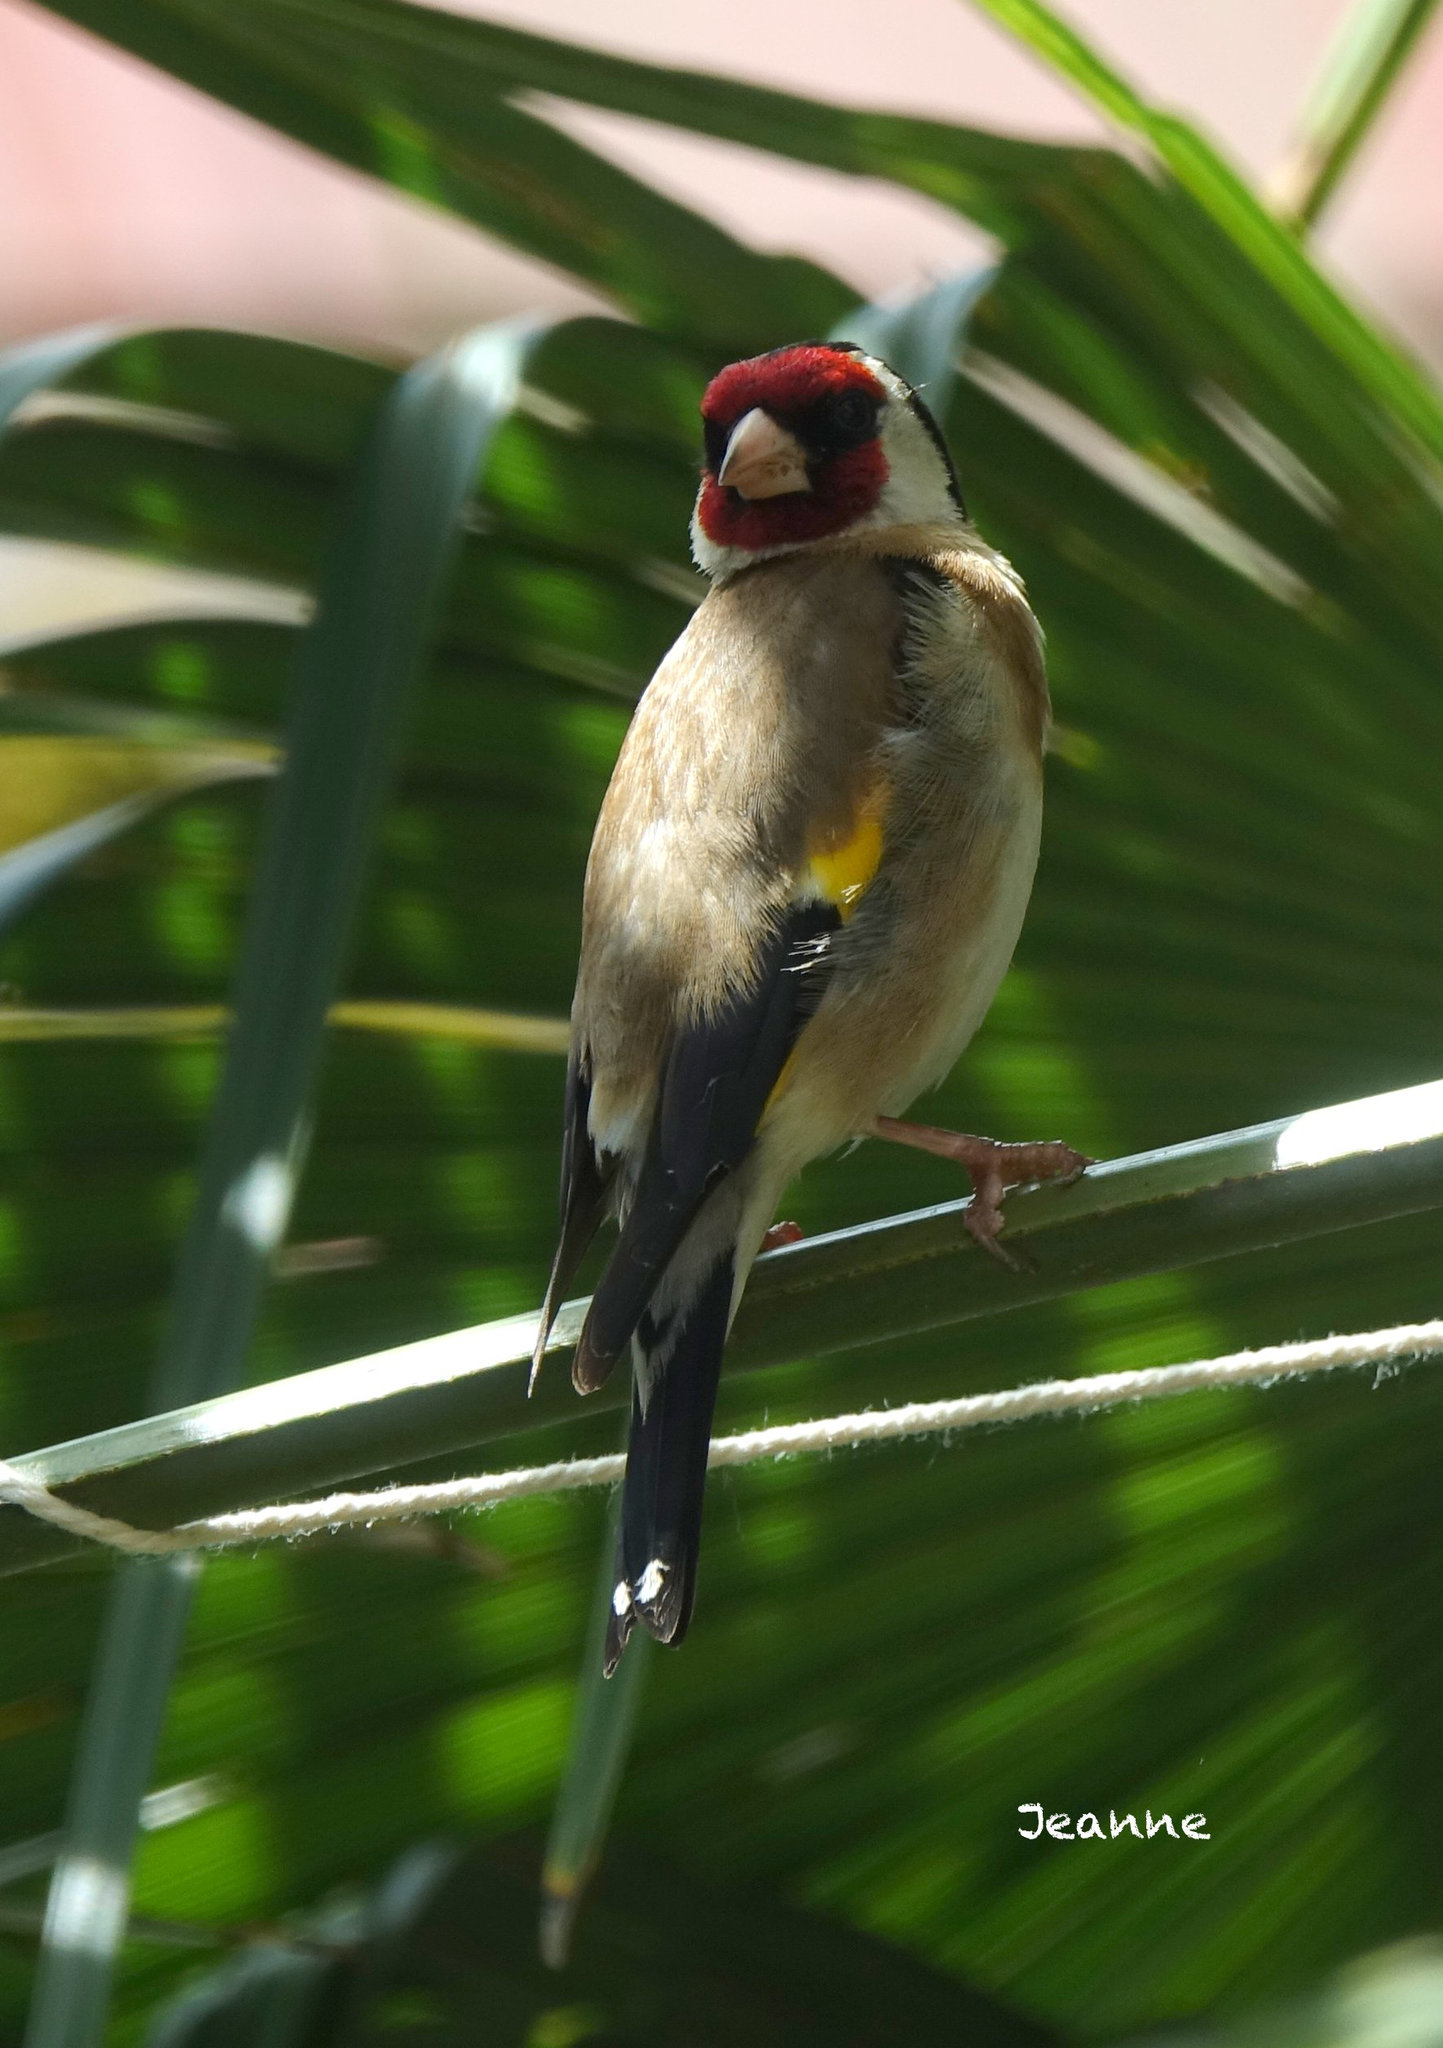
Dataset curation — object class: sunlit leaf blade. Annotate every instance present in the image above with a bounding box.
[1125,1942,1443,2048]
[23,1558,200,2048]
[0,1001,568,1053]
[539,1489,652,1971]
[958,0,1443,448]
[0,327,284,938]
[23,323,545,2048]
[0,739,273,936]
[0,324,126,430]
[1272,0,1440,230]
[145,1942,343,2048]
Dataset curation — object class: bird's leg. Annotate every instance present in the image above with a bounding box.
[760,1219,805,1253]
[868,1117,1091,1270]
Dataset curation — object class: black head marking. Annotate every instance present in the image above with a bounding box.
[897,380,966,516]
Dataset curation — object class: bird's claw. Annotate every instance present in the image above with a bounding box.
[869,1120,1093,1270]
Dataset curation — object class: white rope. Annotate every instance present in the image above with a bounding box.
[3,1317,1441,1558]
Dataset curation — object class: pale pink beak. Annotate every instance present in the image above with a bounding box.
[716,408,812,500]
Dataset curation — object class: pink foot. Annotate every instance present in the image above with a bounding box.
[760,1219,805,1253]
[869,1118,1091,1270]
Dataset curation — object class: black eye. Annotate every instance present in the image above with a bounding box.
[825,389,878,445]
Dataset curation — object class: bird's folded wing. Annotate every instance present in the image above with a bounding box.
[568,896,840,1390]
[530,1057,614,1388]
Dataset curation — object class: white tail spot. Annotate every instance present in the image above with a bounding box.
[637,1558,669,1605]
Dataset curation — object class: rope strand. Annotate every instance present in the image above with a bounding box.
[3,1317,1440,1559]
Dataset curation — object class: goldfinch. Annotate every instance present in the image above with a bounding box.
[534,341,1088,1672]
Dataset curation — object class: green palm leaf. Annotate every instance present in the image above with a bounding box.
[1,3,1441,2040]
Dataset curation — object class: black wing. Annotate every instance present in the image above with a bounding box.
[529,1055,615,1391]
[570,899,838,1395]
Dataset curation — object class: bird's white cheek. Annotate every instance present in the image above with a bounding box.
[871,410,958,531]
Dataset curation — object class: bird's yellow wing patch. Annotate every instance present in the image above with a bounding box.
[761,779,888,1126]
[805,779,887,922]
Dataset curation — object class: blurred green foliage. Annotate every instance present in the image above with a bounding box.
[1,0,1442,2041]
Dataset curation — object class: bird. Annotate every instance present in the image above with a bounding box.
[532,339,1089,1673]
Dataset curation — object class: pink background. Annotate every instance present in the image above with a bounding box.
[0,0,1439,371]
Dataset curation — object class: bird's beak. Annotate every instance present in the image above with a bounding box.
[716,408,812,500]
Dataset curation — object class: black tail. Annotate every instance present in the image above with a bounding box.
[603,1253,734,1676]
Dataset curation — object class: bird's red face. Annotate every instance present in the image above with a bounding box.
[695,344,890,555]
